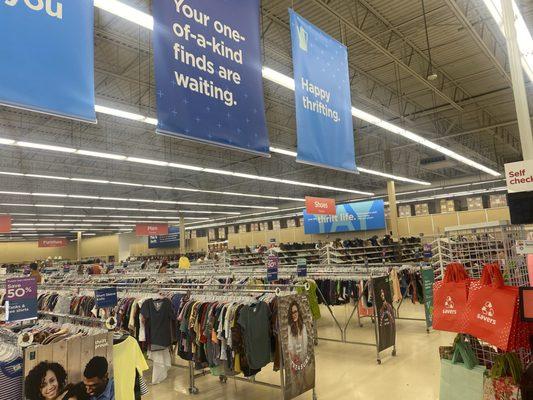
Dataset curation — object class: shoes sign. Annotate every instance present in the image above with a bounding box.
[305,196,336,215]
[504,159,533,193]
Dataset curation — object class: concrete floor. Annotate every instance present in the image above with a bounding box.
[144,302,454,400]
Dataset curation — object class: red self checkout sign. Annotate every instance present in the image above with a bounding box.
[305,196,336,215]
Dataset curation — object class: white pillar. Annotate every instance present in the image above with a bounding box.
[387,180,399,238]
[76,231,82,261]
[179,216,186,253]
[501,0,533,160]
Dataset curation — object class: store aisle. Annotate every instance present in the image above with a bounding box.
[144,303,454,400]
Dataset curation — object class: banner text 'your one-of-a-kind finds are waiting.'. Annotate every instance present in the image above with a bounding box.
[171,0,247,107]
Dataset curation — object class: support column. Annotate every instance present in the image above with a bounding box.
[76,231,82,261]
[501,0,533,160]
[387,180,399,238]
[179,216,186,254]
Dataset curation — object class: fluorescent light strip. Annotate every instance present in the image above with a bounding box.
[0,203,240,215]
[50,1,500,179]
[482,0,533,81]
[268,147,431,185]
[0,190,277,210]
[0,139,372,196]
[395,186,508,204]
[0,171,304,202]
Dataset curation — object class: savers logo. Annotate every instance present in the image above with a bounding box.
[476,301,496,325]
[4,0,63,19]
[442,296,457,314]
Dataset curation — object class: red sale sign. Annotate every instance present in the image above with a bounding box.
[305,197,336,215]
[136,223,169,236]
[0,215,12,233]
[38,238,68,248]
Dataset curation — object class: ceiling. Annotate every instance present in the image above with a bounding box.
[0,0,531,240]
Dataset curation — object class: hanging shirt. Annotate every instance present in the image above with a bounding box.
[113,336,149,400]
[237,302,272,370]
[0,356,23,400]
[140,298,175,349]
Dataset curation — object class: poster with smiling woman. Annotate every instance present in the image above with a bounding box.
[278,294,316,400]
[23,333,114,400]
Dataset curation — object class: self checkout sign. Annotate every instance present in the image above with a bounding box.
[5,277,38,322]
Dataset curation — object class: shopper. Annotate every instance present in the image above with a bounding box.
[29,262,42,284]
[82,357,114,400]
[158,261,168,273]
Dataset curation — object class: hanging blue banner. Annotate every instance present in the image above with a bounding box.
[148,226,180,249]
[153,0,269,155]
[0,0,96,122]
[303,199,385,234]
[95,287,118,309]
[289,10,356,172]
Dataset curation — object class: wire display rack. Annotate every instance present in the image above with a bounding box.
[444,220,528,285]
[445,221,531,368]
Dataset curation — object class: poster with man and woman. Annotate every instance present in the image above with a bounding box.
[278,294,315,400]
[23,333,114,400]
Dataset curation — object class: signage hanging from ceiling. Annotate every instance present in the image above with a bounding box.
[505,160,533,193]
[136,223,169,236]
[505,160,533,225]
[0,215,12,233]
[303,199,385,234]
[305,196,336,215]
[289,10,357,173]
[152,0,269,155]
[0,0,96,122]
[38,238,68,248]
[148,226,180,248]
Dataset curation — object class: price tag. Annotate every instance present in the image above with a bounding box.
[297,258,307,277]
[5,277,37,322]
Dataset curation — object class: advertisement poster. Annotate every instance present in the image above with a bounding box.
[372,276,396,352]
[278,294,315,400]
[303,199,385,234]
[153,0,269,155]
[95,288,118,309]
[5,277,37,322]
[0,0,95,122]
[267,255,279,282]
[148,226,180,248]
[422,268,435,328]
[24,333,114,400]
[289,10,356,172]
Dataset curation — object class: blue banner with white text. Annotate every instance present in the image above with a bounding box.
[153,0,269,155]
[149,226,180,248]
[303,200,385,234]
[290,10,356,172]
[0,0,95,122]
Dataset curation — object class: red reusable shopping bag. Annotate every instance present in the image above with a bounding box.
[463,264,519,351]
[433,262,470,333]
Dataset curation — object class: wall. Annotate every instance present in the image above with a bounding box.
[0,207,515,263]
[79,235,119,262]
[0,242,77,264]
[397,207,510,237]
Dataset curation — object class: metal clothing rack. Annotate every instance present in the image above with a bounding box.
[178,285,318,400]
[38,281,318,399]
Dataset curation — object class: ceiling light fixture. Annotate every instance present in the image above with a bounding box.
[0,138,373,195]
[0,190,277,209]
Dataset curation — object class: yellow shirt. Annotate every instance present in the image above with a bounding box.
[178,256,191,269]
[113,336,149,400]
